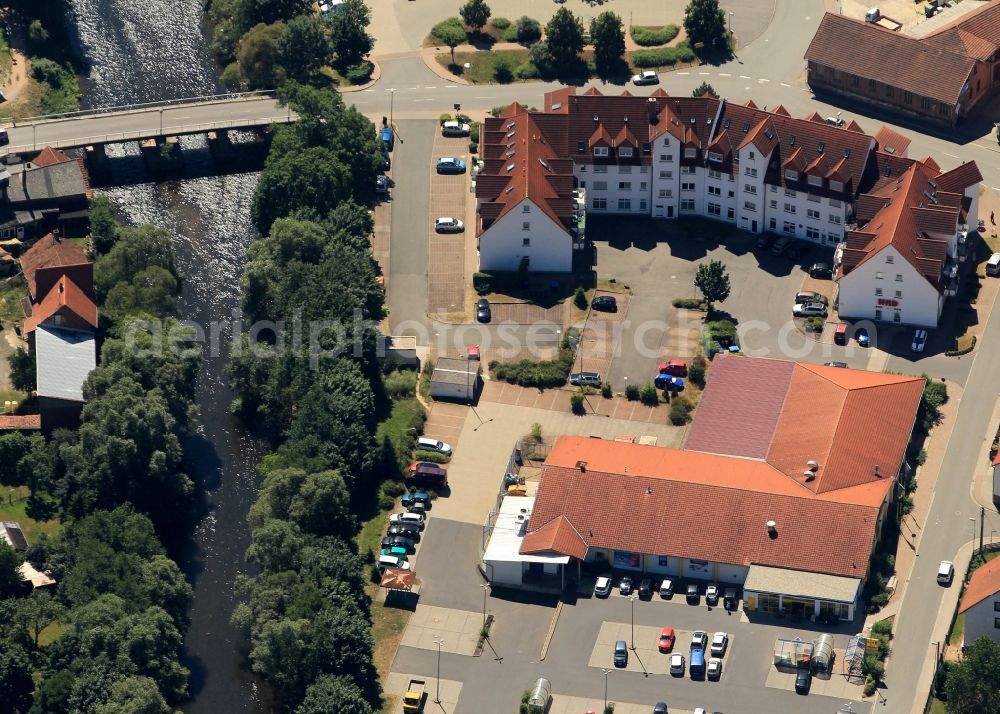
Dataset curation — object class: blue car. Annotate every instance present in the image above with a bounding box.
[401,490,431,509]
[436,157,467,174]
[654,374,685,391]
[856,327,870,347]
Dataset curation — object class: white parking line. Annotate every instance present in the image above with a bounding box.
[943,152,959,158]
[780,82,791,87]
[677,72,690,75]
[739,75,751,79]
[363,89,375,92]
[425,86,437,89]
[758,78,770,83]
[413,98,434,102]
[699,72,710,75]
[475,96,496,99]
[719,73,731,77]
[444,85,457,88]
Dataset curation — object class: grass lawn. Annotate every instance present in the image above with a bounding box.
[948,611,964,647]
[0,276,26,328]
[375,396,426,472]
[0,486,60,543]
[956,333,976,352]
[926,697,947,714]
[37,621,65,647]
[436,49,530,84]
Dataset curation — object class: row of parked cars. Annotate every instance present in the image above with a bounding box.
[594,573,738,610]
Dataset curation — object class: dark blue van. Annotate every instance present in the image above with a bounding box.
[380,126,394,151]
[689,647,705,679]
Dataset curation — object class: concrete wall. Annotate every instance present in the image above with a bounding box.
[837,245,943,327]
[479,198,572,273]
[485,559,524,587]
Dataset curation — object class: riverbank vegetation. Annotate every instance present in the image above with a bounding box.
[0,200,199,710]
[207,0,374,90]
[228,83,393,712]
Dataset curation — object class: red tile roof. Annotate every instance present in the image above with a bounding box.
[19,234,93,302]
[874,126,912,158]
[527,437,882,578]
[521,515,588,559]
[0,415,41,431]
[959,557,1000,613]
[805,13,977,107]
[23,275,98,334]
[928,0,1000,54]
[31,147,72,168]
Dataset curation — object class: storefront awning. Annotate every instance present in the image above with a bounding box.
[745,564,860,604]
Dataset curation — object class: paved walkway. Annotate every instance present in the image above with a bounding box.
[400,605,483,656]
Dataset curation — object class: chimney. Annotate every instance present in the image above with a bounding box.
[576,460,587,473]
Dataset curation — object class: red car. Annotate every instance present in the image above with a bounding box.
[658,360,688,377]
[658,627,676,653]
[406,461,448,487]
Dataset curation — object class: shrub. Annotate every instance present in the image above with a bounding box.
[494,55,514,82]
[570,392,586,414]
[530,422,543,441]
[469,141,479,153]
[344,62,373,84]
[473,272,493,294]
[439,113,454,125]
[601,382,612,398]
[381,480,406,497]
[470,123,480,142]
[674,41,696,63]
[804,316,824,332]
[863,675,876,697]
[915,448,927,466]
[377,492,395,511]
[862,655,885,681]
[669,397,692,425]
[639,383,659,406]
[630,24,679,46]
[871,619,893,638]
[672,297,704,309]
[516,16,542,44]
[574,286,588,309]
[631,47,680,68]
[414,450,450,463]
[221,62,245,91]
[432,17,467,43]
[866,591,889,613]
[625,384,640,401]
[384,370,417,399]
[490,348,575,388]
[491,16,511,30]
[689,356,707,387]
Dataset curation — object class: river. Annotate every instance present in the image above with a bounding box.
[65,1,268,711]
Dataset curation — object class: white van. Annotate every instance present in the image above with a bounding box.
[378,554,411,571]
[986,253,1000,276]
[390,512,425,530]
[937,560,954,585]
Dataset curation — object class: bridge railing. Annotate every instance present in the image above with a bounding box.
[4,115,295,155]
[9,90,279,127]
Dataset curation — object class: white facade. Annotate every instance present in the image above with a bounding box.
[836,245,943,327]
[478,198,573,273]
[962,588,1000,648]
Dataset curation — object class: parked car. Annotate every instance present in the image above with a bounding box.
[400,490,431,510]
[792,302,827,317]
[794,291,828,305]
[638,576,653,599]
[380,126,394,151]
[569,371,602,387]
[405,499,427,516]
[0,127,9,146]
[381,151,391,170]
[436,157,466,174]
[658,360,687,377]
[417,437,452,455]
[809,262,833,279]
[654,374,685,391]
[658,627,676,653]
[710,632,728,656]
[435,217,464,233]
[756,235,775,250]
[381,536,416,554]
[441,120,471,137]
[723,588,738,611]
[856,327,870,347]
[705,584,719,606]
[795,667,812,694]
[690,647,705,679]
[405,462,447,488]
[476,298,491,323]
[824,361,848,368]
[659,578,674,599]
[376,174,389,194]
[652,703,667,714]
[690,631,708,650]
[912,329,928,353]
[987,252,1000,276]
[669,652,685,675]
[771,237,792,255]
[380,546,409,558]
[631,70,659,86]
[389,512,425,530]
[595,575,613,597]
[377,554,410,571]
[707,657,723,680]
[614,640,628,667]
[686,583,700,604]
[619,575,633,595]
[937,560,955,585]
[387,524,420,541]
[592,295,618,312]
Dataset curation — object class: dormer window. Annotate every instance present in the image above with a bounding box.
[577,140,586,154]
[830,179,844,192]
[642,142,651,154]
[593,146,609,157]
[808,175,822,187]
[684,147,696,158]
[619,147,634,158]
[708,151,723,163]
[784,169,798,182]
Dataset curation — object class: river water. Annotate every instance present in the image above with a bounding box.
[65,1,268,711]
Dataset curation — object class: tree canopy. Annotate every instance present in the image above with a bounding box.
[590,12,625,75]
[694,259,731,312]
[327,0,373,67]
[945,636,1000,714]
[683,0,728,54]
[545,8,584,66]
[460,0,491,32]
[279,15,332,81]
[238,21,286,90]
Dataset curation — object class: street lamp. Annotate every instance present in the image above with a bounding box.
[388,88,396,128]
[601,668,612,712]
[159,107,164,135]
[480,583,490,628]
[433,637,445,704]
[31,123,36,151]
[629,594,637,651]
[729,11,734,35]
[970,517,977,553]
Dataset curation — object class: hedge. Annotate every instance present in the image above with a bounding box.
[432,17,467,42]
[945,335,976,356]
[631,42,694,68]
[490,17,511,30]
[672,297,704,309]
[414,450,450,463]
[630,25,679,47]
[489,348,575,388]
[669,397,693,425]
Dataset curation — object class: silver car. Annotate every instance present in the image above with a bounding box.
[569,371,601,387]
[792,301,828,317]
[435,217,464,233]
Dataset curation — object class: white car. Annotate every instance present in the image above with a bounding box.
[631,70,659,86]
[937,560,955,585]
[659,578,674,598]
[389,512,425,530]
[594,575,612,598]
[691,630,708,650]
[706,583,719,605]
[441,120,471,137]
[669,652,685,675]
[435,217,464,233]
[417,437,452,455]
[793,301,828,317]
[707,657,723,680]
[912,329,928,353]
[710,632,728,656]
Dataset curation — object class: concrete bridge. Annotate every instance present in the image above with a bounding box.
[2,91,294,156]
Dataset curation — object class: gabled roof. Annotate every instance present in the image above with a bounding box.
[19,234,91,302]
[959,557,1000,613]
[805,13,977,107]
[31,147,73,168]
[520,515,588,560]
[927,0,1000,56]
[23,275,98,334]
[874,126,912,158]
[935,162,984,194]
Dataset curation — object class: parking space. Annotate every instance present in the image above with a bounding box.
[422,401,467,459]
[486,302,567,325]
[588,622,734,677]
[399,605,483,656]
[383,672,462,714]
[427,134,471,314]
[574,290,629,379]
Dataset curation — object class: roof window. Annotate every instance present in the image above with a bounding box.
[817,142,825,153]
[506,162,516,172]
[538,158,550,169]
[844,148,851,158]
[742,122,750,133]
[764,128,774,140]
[506,121,515,130]
[789,135,796,146]
[506,130,515,139]
[723,118,731,129]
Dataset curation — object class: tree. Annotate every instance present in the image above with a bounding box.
[252,147,352,234]
[515,16,542,44]
[327,0,373,67]
[297,675,374,714]
[460,0,491,33]
[103,266,179,321]
[434,19,466,63]
[94,225,180,302]
[279,15,333,82]
[692,81,717,97]
[237,0,311,31]
[16,590,65,647]
[0,640,34,713]
[0,432,40,487]
[694,259,731,313]
[7,347,35,392]
[945,636,1000,714]
[93,676,171,714]
[0,541,29,598]
[683,0,727,54]
[250,617,309,704]
[545,8,584,66]
[89,194,119,254]
[590,12,625,75]
[238,22,287,90]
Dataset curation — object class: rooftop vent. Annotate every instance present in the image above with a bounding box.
[789,135,796,146]
[803,470,816,482]
[593,114,599,122]
[644,486,653,495]
[504,185,514,193]
[875,465,882,478]
[844,148,851,158]
[624,115,629,123]
[766,520,778,538]
[806,460,819,470]
[506,162,516,172]
[818,142,825,153]
[690,117,696,124]
[551,103,562,110]
[576,460,587,472]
